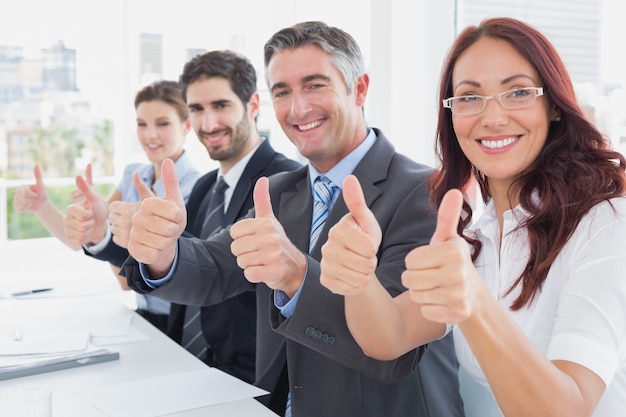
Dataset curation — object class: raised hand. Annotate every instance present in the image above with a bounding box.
[64,163,109,248]
[127,158,187,277]
[108,173,152,249]
[69,163,92,203]
[320,175,381,296]
[230,176,306,296]
[109,202,140,248]
[13,165,48,213]
[401,189,480,324]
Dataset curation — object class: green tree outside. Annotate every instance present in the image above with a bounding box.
[91,119,115,176]
[4,117,116,240]
[28,125,85,177]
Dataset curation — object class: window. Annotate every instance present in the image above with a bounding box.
[1,0,622,243]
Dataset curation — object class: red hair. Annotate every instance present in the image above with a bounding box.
[430,17,626,310]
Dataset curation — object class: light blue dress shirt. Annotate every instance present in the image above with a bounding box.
[117,150,199,206]
[274,129,377,317]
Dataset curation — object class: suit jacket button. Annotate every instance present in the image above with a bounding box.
[327,336,336,345]
[313,329,322,340]
[305,326,315,337]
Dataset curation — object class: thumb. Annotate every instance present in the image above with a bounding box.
[161,158,184,205]
[85,163,93,186]
[33,164,44,189]
[430,189,464,244]
[75,172,98,201]
[342,175,379,238]
[133,172,155,200]
[253,177,274,218]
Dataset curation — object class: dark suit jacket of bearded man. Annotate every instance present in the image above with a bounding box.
[86,138,301,384]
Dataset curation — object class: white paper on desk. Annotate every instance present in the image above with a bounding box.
[0,325,89,355]
[90,326,150,346]
[78,368,269,417]
[0,294,131,319]
[0,297,132,342]
[0,315,131,355]
[0,271,120,298]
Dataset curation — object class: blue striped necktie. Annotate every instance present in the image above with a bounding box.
[309,175,337,252]
[286,176,337,415]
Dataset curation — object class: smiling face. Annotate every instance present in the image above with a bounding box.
[186,76,259,172]
[268,44,368,172]
[451,37,559,199]
[135,100,189,164]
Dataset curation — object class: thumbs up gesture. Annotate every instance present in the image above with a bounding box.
[64,163,110,248]
[108,173,148,249]
[320,175,382,296]
[230,177,306,296]
[401,189,480,324]
[127,159,187,276]
[13,164,49,213]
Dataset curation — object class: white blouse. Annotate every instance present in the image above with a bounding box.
[454,197,626,416]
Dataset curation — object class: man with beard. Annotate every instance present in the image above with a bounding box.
[63,50,301,383]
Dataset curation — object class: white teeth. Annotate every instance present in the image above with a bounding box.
[480,136,518,149]
[297,120,322,131]
[205,131,226,142]
[147,144,160,149]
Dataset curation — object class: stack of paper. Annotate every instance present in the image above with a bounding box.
[0,296,131,380]
[0,345,119,381]
[0,324,90,356]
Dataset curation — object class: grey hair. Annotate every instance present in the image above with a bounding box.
[263,21,365,93]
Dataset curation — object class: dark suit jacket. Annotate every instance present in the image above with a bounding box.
[169,140,300,383]
[88,139,301,383]
[123,129,464,417]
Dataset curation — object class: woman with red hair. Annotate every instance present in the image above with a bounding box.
[321,17,626,416]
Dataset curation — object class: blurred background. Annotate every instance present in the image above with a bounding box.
[1,0,624,243]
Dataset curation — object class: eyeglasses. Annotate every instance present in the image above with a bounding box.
[442,87,544,115]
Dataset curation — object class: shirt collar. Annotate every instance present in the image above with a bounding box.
[216,139,263,208]
[471,194,535,238]
[218,139,263,189]
[308,128,376,190]
[151,150,193,196]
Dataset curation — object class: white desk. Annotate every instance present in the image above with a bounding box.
[1,312,277,416]
[0,239,277,417]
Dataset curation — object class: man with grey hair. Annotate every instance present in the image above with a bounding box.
[123,21,464,417]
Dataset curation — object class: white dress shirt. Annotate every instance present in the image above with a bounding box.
[454,197,626,416]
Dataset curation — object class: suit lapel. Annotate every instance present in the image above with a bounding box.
[225,140,274,225]
[268,130,396,258]
[275,168,312,254]
[226,181,252,225]
[188,172,218,236]
[350,129,394,207]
